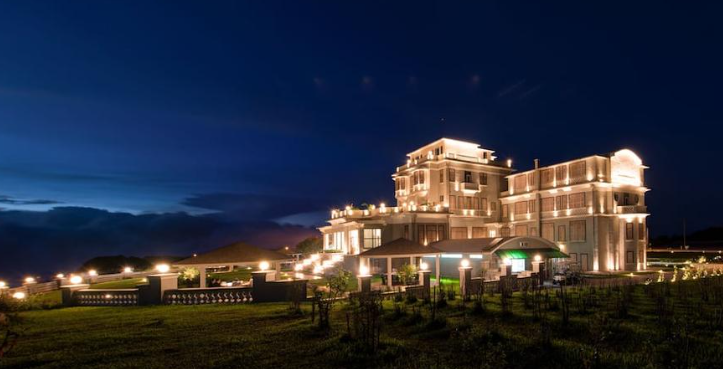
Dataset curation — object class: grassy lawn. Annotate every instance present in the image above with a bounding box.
[4,278,723,368]
[88,278,147,290]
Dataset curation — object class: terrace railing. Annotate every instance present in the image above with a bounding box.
[163,287,253,305]
[73,289,140,306]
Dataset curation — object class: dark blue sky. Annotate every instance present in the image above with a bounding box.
[1,1,722,280]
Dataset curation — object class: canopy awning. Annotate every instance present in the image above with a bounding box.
[495,248,569,260]
[359,238,441,257]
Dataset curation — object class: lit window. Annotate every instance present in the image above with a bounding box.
[363,229,381,249]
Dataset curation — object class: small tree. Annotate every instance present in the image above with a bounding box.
[178,267,200,288]
[397,263,418,285]
[314,267,352,329]
[296,237,323,256]
[0,295,21,360]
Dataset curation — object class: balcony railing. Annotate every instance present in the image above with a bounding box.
[462,182,479,191]
[616,205,647,214]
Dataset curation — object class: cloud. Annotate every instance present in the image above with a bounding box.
[0,195,62,206]
[0,206,318,283]
[182,193,323,221]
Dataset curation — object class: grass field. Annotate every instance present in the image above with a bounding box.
[3,277,723,369]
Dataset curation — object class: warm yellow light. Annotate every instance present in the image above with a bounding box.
[310,254,320,261]
[302,258,312,266]
[534,254,542,262]
[420,262,429,271]
[24,277,36,284]
[460,259,470,268]
[503,258,512,266]
[88,270,98,277]
[259,261,270,271]
[56,273,65,279]
[0,281,6,288]
[294,264,304,271]
[12,292,26,300]
[313,265,324,274]
[359,265,370,276]
[123,267,133,273]
[70,275,83,284]
[155,264,170,273]
[105,294,113,299]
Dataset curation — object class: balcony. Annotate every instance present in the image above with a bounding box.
[616,205,648,214]
[461,182,479,192]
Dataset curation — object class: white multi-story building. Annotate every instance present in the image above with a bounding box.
[318,138,649,272]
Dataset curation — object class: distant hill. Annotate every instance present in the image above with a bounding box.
[651,226,723,249]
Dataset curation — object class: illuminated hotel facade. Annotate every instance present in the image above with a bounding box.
[318,138,649,272]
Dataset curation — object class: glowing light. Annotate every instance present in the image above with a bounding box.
[331,254,344,262]
[70,275,83,284]
[0,281,6,288]
[259,261,270,271]
[56,273,65,279]
[155,264,170,273]
[12,292,26,300]
[294,264,304,271]
[534,254,542,262]
[123,267,133,273]
[506,159,512,168]
[310,254,320,261]
[88,270,98,277]
[460,259,470,268]
[503,258,512,266]
[24,277,36,284]
[420,262,429,271]
[105,294,113,299]
[302,258,312,266]
[359,265,370,276]
[313,265,324,274]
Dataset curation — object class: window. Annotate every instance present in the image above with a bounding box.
[464,171,472,183]
[440,195,444,203]
[451,227,468,239]
[500,227,511,237]
[438,225,447,241]
[490,201,497,211]
[528,200,535,212]
[625,223,634,240]
[418,225,425,244]
[439,171,444,183]
[511,259,525,273]
[363,229,381,249]
[404,225,409,239]
[472,197,479,210]
[514,201,528,215]
[569,161,586,183]
[480,173,488,185]
[448,169,456,182]
[556,195,568,210]
[457,196,464,210]
[472,227,487,238]
[542,197,555,212]
[638,223,645,240]
[556,165,568,182]
[502,204,509,217]
[514,225,528,236]
[514,175,527,192]
[569,193,586,209]
[570,220,586,242]
[626,251,635,264]
[541,168,554,187]
[481,198,488,211]
[425,226,438,244]
[350,230,359,251]
[449,195,456,210]
[527,172,536,187]
[334,232,345,250]
[558,225,567,242]
[542,222,555,241]
[530,227,538,236]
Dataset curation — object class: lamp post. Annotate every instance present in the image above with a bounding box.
[459,259,472,300]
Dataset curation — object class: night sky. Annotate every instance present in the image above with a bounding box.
[1,1,722,281]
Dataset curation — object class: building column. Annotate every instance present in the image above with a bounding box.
[199,266,207,288]
[435,254,441,285]
[386,257,393,288]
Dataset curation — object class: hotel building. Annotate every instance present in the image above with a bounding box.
[318,138,649,272]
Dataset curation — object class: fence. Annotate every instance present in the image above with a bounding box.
[73,289,140,306]
[164,287,253,305]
